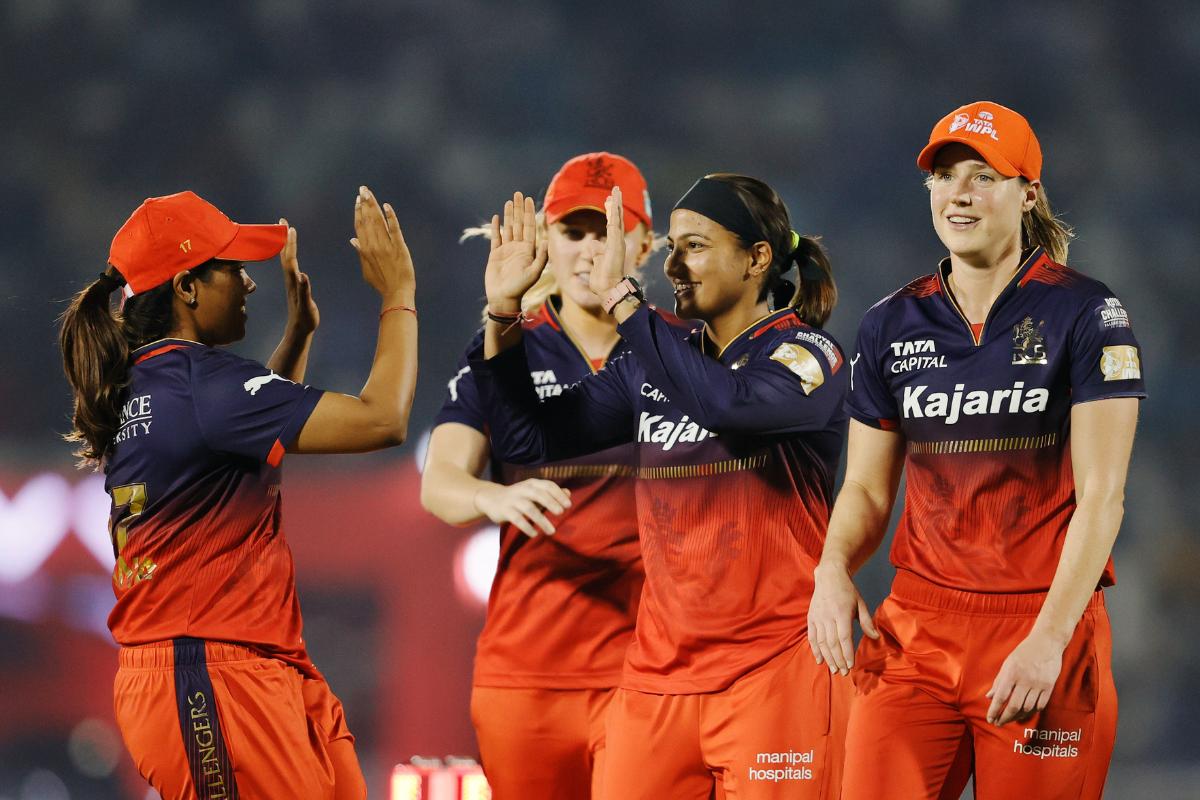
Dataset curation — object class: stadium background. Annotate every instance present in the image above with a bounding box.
[1,1,1196,797]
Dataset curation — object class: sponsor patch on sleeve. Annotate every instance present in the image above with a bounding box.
[1100,345,1141,381]
[1095,297,1131,329]
[793,330,842,372]
[770,343,825,394]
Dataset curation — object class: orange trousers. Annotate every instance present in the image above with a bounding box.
[114,639,365,800]
[471,685,614,800]
[601,640,851,800]
[843,571,1117,800]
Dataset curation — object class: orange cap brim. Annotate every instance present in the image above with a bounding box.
[916,136,1022,178]
[216,223,288,263]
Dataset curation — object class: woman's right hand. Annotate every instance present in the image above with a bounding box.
[483,191,549,314]
[473,478,571,537]
[351,185,415,298]
[807,561,879,675]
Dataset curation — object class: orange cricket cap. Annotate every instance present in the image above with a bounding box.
[543,152,652,231]
[916,101,1042,182]
[109,191,287,295]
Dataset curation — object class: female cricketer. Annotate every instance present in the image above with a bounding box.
[420,152,659,799]
[469,176,850,799]
[807,101,1145,799]
[59,186,418,799]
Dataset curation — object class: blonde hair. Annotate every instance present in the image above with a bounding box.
[462,212,661,320]
[1021,181,1074,264]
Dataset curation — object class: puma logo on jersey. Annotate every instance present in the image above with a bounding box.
[638,412,716,450]
[902,381,1049,425]
[243,372,291,396]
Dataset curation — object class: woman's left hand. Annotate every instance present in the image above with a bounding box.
[985,631,1065,726]
[587,187,628,298]
[279,218,319,336]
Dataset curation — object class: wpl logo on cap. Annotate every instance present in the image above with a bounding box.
[949,111,1000,141]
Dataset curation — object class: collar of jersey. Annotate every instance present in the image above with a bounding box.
[935,247,1044,341]
[130,337,202,361]
[706,307,795,361]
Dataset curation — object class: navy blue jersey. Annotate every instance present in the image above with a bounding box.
[469,304,848,694]
[848,248,1146,592]
[435,299,658,689]
[103,339,323,675]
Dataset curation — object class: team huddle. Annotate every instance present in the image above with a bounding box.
[60,100,1144,799]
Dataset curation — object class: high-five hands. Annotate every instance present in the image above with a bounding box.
[350,185,415,300]
[585,186,628,299]
[277,219,319,335]
[484,192,549,315]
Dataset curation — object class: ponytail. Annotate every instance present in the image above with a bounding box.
[1022,181,1073,264]
[60,261,215,466]
[60,270,132,465]
[781,234,837,328]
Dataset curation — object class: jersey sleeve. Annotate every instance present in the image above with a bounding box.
[467,338,635,464]
[845,304,901,429]
[1069,291,1147,404]
[616,305,846,435]
[190,349,323,466]
[433,329,487,433]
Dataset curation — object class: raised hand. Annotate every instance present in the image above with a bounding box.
[587,186,628,298]
[484,192,548,314]
[278,219,319,335]
[351,186,415,299]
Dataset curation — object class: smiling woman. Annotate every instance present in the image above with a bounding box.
[421,152,667,800]
[467,174,851,800]
[57,187,419,799]
[808,100,1146,800]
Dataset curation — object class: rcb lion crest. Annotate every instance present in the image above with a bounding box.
[1011,316,1048,365]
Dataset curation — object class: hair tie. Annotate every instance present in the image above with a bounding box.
[96,271,125,294]
[789,230,800,253]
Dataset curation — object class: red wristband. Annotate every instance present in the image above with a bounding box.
[380,305,417,319]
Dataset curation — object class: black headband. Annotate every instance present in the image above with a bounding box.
[673,177,763,246]
[674,177,823,282]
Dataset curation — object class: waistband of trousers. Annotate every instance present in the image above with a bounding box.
[118,638,267,669]
[892,570,1105,616]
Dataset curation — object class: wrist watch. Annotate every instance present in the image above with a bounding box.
[602,276,646,314]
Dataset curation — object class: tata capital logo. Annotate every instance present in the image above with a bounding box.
[949,110,1000,141]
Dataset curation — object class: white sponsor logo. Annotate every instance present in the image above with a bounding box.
[1098,297,1130,329]
[794,331,841,371]
[530,369,563,399]
[637,412,716,450]
[114,394,154,443]
[902,381,1049,425]
[890,339,936,356]
[889,339,946,373]
[243,372,291,396]
[849,353,861,391]
[749,749,815,782]
[1014,728,1081,759]
[888,340,940,374]
[446,366,470,402]
[641,383,670,403]
[948,112,1000,141]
